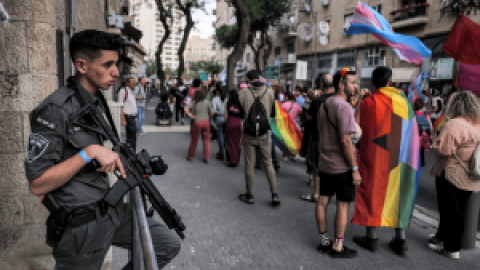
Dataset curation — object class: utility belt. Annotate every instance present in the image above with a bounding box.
[43,194,109,247]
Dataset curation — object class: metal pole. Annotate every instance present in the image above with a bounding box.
[131,187,159,270]
[462,192,480,250]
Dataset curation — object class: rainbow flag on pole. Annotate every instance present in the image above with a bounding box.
[270,101,303,156]
[353,87,420,228]
[346,2,431,65]
[433,114,446,132]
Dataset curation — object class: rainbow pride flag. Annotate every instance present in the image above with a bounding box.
[433,114,446,132]
[270,101,303,156]
[353,87,420,228]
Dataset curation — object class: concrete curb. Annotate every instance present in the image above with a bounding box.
[413,204,480,245]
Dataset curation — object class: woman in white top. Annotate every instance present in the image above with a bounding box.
[211,82,227,160]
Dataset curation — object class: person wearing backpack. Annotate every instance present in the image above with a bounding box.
[428,91,480,259]
[238,70,279,206]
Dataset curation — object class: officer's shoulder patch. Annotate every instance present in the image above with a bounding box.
[27,133,50,163]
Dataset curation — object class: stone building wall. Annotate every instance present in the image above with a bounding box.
[0,0,119,269]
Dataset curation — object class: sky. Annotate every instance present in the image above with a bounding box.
[190,0,216,39]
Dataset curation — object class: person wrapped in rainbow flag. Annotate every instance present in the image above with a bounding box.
[352,66,421,256]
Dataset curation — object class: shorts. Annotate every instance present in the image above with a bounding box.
[318,170,356,202]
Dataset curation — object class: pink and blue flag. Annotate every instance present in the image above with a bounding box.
[346,2,431,65]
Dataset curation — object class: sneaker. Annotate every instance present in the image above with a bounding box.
[238,194,254,204]
[271,193,281,206]
[427,243,460,259]
[389,238,408,256]
[273,161,280,171]
[428,234,443,245]
[140,131,146,136]
[328,245,357,258]
[317,241,333,253]
[353,235,378,252]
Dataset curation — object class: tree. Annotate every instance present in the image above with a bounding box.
[439,0,480,21]
[154,0,174,89]
[145,60,158,76]
[217,0,251,90]
[165,66,173,76]
[189,60,223,75]
[216,0,287,79]
[175,0,207,80]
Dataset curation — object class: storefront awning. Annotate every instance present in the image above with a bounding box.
[391,68,419,83]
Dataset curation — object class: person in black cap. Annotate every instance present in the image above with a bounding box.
[315,67,360,258]
[237,70,280,206]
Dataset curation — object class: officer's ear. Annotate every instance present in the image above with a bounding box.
[74,57,89,75]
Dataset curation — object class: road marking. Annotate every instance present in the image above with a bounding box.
[143,125,189,133]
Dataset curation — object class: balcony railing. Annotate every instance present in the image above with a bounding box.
[276,53,296,65]
[277,24,298,39]
[390,1,429,29]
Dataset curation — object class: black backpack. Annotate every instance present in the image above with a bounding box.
[244,88,270,137]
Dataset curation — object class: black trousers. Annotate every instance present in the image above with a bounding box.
[126,116,137,152]
[175,103,184,122]
[435,171,472,252]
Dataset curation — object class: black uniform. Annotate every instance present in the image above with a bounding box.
[171,86,187,123]
[25,77,180,270]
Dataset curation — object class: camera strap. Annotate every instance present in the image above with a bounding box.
[67,77,119,140]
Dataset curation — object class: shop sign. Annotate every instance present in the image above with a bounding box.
[265,66,280,80]
[430,58,455,80]
[296,61,308,80]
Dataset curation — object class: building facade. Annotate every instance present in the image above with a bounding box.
[217,0,480,92]
[185,35,217,64]
[130,0,186,69]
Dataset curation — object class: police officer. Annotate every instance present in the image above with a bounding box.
[25,30,181,270]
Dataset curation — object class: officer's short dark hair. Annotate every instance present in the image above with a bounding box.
[371,66,392,88]
[70,30,122,62]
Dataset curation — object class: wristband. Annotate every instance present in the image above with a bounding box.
[352,166,358,171]
[79,149,92,163]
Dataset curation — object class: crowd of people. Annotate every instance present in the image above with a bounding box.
[117,66,480,261]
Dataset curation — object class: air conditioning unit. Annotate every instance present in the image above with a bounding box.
[322,0,330,7]
[299,5,311,14]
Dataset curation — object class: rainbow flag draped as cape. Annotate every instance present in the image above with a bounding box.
[433,114,446,132]
[270,101,303,156]
[353,87,420,229]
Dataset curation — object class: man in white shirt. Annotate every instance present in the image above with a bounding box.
[134,77,147,135]
[118,77,138,151]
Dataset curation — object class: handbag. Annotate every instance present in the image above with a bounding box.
[450,119,480,181]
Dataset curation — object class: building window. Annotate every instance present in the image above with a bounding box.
[337,50,356,69]
[287,43,295,54]
[372,4,382,14]
[246,53,251,63]
[317,55,332,69]
[344,14,354,33]
[363,47,386,67]
[275,47,281,56]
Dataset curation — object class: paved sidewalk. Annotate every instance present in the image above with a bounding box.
[112,107,479,270]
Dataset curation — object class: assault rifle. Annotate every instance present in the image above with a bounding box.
[69,101,186,240]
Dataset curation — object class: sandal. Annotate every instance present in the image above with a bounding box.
[300,194,318,202]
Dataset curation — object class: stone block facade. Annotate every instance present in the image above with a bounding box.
[0,0,121,269]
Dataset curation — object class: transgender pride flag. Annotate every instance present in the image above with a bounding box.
[346,2,431,65]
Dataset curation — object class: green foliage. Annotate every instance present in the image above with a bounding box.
[215,0,289,49]
[216,25,239,49]
[145,61,158,76]
[164,66,173,75]
[190,60,223,75]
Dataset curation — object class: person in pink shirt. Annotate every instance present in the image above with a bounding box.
[281,92,303,123]
[189,78,202,98]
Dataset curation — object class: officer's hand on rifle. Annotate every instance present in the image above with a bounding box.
[85,145,126,178]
